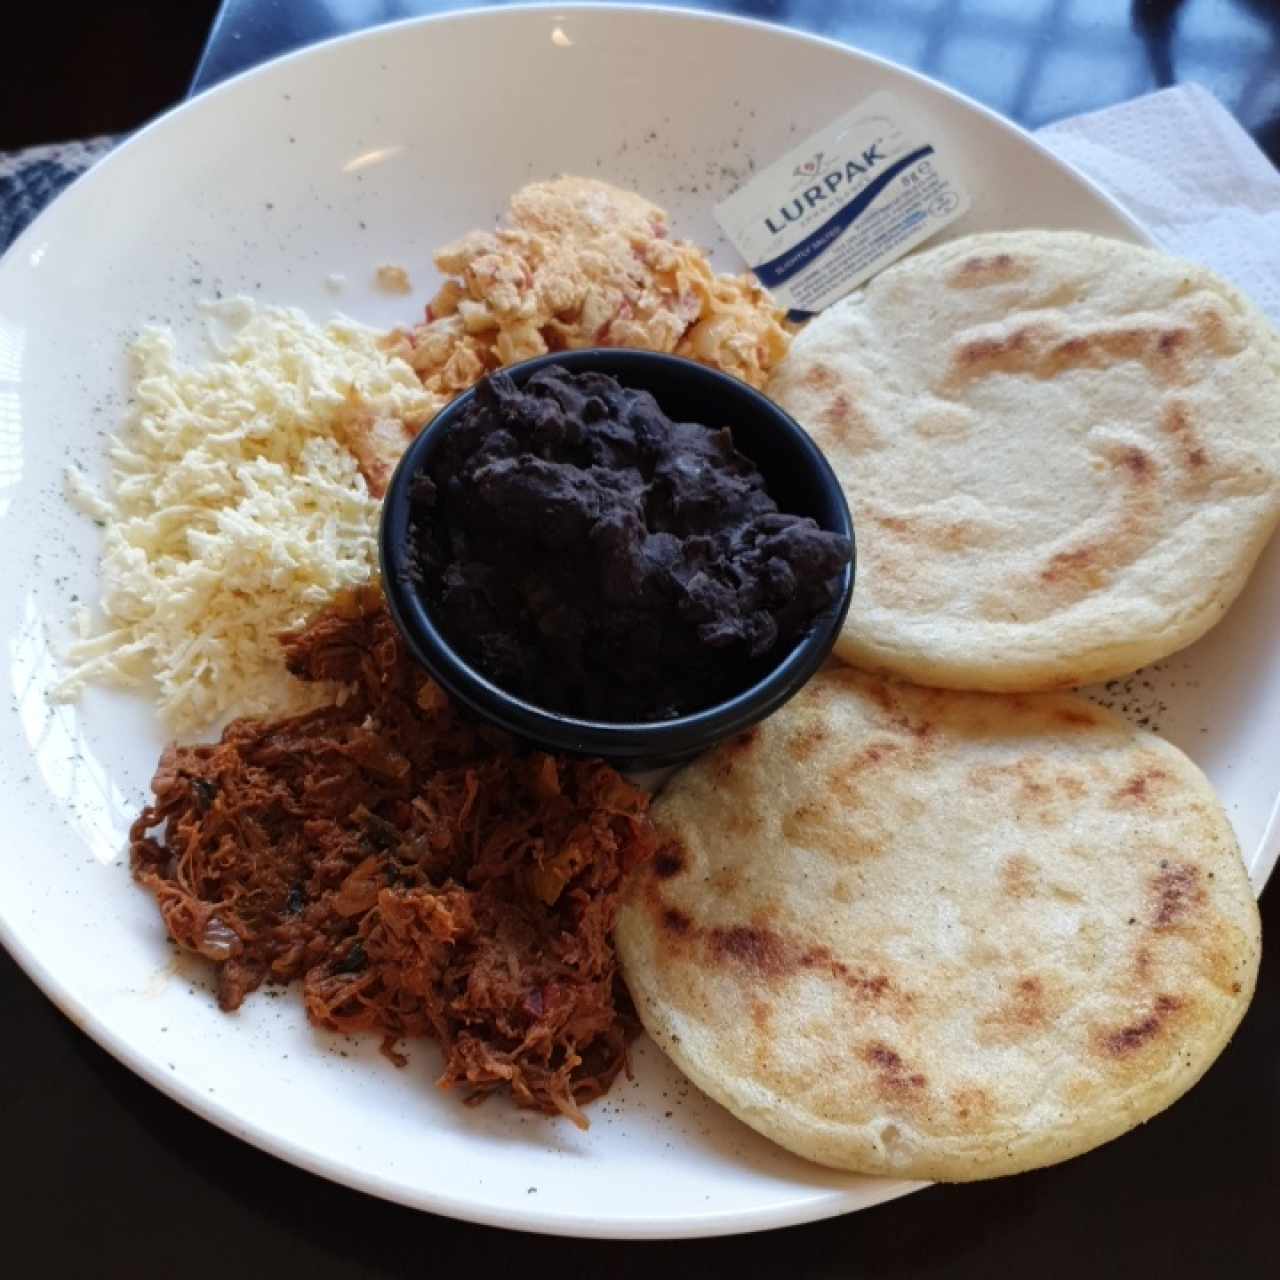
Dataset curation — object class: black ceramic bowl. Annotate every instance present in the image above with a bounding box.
[379,349,854,771]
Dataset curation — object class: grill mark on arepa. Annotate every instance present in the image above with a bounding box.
[1193,305,1244,357]
[798,944,895,1000]
[1040,545,1104,590]
[952,1086,995,1125]
[714,726,761,779]
[946,324,1046,383]
[725,807,763,837]
[1095,994,1185,1058]
[709,866,741,895]
[862,677,937,741]
[985,438,1164,622]
[845,740,904,772]
[786,722,829,762]
[1152,861,1206,928]
[661,906,693,936]
[1158,399,1271,499]
[802,362,838,392]
[946,252,1031,288]
[1161,401,1210,473]
[1118,446,1153,480]
[781,800,886,857]
[1000,854,1038,900]
[708,925,789,976]
[818,391,882,452]
[910,407,973,441]
[943,304,1241,391]
[647,888,903,1004]
[707,925,905,1005]
[870,508,1000,554]
[968,759,1085,823]
[1113,767,1172,805]
[873,513,906,535]
[979,975,1055,1045]
[652,842,687,880]
[863,1042,928,1095]
[749,998,772,1033]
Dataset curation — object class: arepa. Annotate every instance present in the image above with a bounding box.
[768,230,1280,691]
[616,666,1260,1180]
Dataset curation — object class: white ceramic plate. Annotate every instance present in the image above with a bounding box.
[0,3,1274,1241]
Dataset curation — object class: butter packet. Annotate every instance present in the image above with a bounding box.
[716,91,972,315]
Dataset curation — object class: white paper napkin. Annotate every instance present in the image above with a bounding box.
[1038,83,1280,325]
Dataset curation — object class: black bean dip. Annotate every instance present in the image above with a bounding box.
[406,366,850,721]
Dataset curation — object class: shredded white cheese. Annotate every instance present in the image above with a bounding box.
[55,298,439,732]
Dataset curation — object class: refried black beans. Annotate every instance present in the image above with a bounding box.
[406,366,850,721]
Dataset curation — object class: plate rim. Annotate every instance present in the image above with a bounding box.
[0,2,1156,278]
[1,0,1224,1242]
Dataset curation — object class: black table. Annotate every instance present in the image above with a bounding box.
[7,2,1280,1275]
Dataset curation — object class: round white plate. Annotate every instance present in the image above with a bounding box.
[1,3,1274,1241]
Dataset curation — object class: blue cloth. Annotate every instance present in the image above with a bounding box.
[0,136,115,254]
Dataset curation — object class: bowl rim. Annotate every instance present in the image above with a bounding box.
[379,347,855,756]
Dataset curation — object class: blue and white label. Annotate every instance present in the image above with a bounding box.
[716,92,971,314]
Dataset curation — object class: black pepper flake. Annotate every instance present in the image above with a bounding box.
[190,777,218,812]
[358,807,401,850]
[335,941,366,975]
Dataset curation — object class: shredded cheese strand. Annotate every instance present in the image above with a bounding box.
[55,299,438,732]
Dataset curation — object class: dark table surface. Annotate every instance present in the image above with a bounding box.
[4,1,1280,1275]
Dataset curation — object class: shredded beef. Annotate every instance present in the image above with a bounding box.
[129,586,657,1127]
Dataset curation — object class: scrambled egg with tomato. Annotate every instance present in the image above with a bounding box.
[385,177,791,399]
